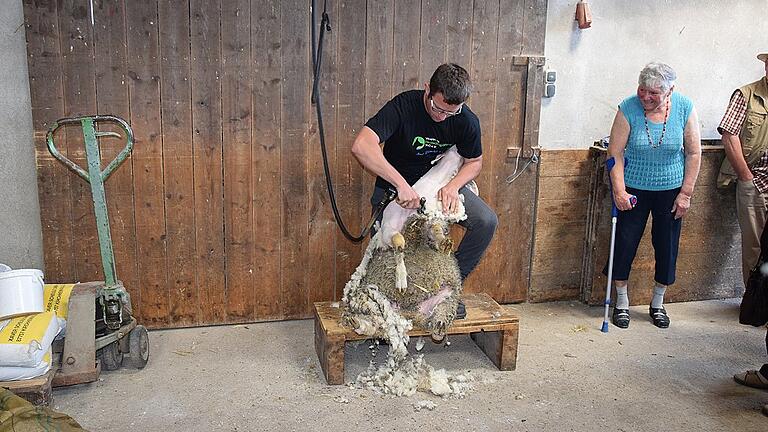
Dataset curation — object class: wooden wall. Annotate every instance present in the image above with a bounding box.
[529,149,591,302]
[580,145,742,305]
[25,0,548,328]
[529,146,742,305]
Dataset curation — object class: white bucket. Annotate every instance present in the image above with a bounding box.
[0,269,45,320]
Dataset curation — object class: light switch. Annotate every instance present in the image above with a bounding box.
[544,68,556,98]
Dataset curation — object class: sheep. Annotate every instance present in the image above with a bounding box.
[342,146,467,348]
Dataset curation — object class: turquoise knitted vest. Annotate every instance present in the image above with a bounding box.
[621,92,693,190]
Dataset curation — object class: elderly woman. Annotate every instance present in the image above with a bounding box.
[605,62,702,329]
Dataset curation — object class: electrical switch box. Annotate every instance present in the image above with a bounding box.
[544,68,556,98]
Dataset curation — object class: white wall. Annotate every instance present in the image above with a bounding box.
[0,0,42,269]
[540,0,768,149]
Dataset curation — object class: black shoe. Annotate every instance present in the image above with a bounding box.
[649,307,670,328]
[456,301,466,320]
[611,308,630,329]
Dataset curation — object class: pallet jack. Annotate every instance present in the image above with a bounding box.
[45,115,148,386]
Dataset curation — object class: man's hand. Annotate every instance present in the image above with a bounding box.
[395,185,421,209]
[438,185,461,214]
[671,192,691,219]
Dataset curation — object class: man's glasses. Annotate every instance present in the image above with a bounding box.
[429,97,462,116]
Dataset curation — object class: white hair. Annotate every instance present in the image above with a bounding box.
[638,62,677,92]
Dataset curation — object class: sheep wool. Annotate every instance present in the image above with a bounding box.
[341,146,473,397]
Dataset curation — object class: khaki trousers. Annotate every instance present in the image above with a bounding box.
[736,179,768,284]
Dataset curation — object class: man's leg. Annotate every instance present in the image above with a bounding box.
[455,186,498,280]
[736,179,768,285]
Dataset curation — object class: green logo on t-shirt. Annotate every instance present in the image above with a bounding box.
[412,136,426,150]
[411,136,451,153]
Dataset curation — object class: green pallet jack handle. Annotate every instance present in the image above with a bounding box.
[46,115,134,292]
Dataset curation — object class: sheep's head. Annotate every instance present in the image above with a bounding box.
[398,213,453,253]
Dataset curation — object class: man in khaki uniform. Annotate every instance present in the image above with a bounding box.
[719,52,768,417]
[719,52,768,284]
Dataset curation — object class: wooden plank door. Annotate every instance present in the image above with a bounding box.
[25,0,549,327]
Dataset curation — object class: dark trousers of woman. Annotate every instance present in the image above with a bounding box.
[604,187,682,286]
[371,185,498,280]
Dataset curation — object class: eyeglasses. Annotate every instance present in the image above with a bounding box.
[429,97,462,116]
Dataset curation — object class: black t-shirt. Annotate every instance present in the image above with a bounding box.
[365,89,482,190]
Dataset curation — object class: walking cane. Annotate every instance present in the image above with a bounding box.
[601,157,636,333]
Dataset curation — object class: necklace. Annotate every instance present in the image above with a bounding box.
[643,98,669,149]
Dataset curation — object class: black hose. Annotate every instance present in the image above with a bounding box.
[311,0,395,242]
[310,0,319,104]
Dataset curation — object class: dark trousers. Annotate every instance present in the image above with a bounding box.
[371,185,498,280]
[762,329,768,376]
[604,187,682,285]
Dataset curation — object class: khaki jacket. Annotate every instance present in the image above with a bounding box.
[718,77,768,187]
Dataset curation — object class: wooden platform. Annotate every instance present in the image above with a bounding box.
[0,369,55,406]
[314,292,519,385]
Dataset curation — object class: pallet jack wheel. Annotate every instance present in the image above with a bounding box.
[125,325,149,369]
[98,342,123,371]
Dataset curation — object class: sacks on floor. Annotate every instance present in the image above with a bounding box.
[0,349,51,381]
[43,284,75,337]
[0,311,60,368]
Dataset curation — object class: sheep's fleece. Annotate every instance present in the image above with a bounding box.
[342,147,474,397]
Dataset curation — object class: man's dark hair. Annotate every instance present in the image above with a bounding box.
[428,63,472,105]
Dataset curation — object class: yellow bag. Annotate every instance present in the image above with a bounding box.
[43,284,75,332]
[0,312,60,367]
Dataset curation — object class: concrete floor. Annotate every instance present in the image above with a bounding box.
[51,299,767,432]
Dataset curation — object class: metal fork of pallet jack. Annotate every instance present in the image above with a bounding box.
[47,115,147,376]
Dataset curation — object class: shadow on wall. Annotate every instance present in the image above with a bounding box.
[569,11,586,52]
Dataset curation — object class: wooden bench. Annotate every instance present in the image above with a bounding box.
[0,369,55,406]
[314,292,519,385]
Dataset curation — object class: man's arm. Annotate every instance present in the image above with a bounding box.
[351,126,421,208]
[722,133,753,181]
[672,107,702,219]
[719,89,751,181]
[438,156,482,214]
